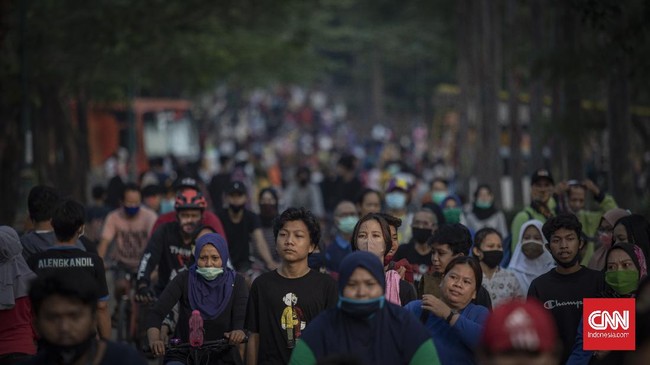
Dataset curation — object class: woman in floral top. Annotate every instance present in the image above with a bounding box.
[471,228,525,307]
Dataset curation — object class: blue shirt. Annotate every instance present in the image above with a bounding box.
[405,301,489,365]
[324,235,352,273]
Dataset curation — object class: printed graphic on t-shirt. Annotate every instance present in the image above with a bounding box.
[280,292,305,348]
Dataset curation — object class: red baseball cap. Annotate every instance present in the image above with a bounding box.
[481,299,558,353]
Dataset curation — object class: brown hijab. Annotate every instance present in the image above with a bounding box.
[588,208,631,271]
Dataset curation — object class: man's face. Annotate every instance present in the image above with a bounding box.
[530,179,553,203]
[178,209,202,235]
[546,227,582,265]
[276,220,315,263]
[35,295,96,346]
[567,186,586,212]
[122,189,142,208]
[431,242,459,274]
[334,202,358,227]
[412,211,436,231]
[226,193,247,208]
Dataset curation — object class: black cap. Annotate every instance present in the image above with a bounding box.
[174,177,198,191]
[227,181,247,195]
[531,169,554,185]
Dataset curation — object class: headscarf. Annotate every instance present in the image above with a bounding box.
[605,242,648,279]
[589,208,631,270]
[338,251,386,295]
[0,226,37,310]
[614,214,650,264]
[188,233,236,320]
[508,220,555,292]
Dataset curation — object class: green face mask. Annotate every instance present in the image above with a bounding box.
[196,267,224,281]
[605,270,639,295]
[432,192,447,205]
[443,207,462,224]
[475,200,492,209]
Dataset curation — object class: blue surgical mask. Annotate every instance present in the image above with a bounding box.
[337,296,385,319]
[160,199,175,214]
[385,192,407,210]
[337,216,359,234]
[196,267,224,281]
[124,205,140,217]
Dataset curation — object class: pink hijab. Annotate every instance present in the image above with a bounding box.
[588,208,631,271]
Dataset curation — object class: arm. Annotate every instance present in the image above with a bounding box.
[98,213,115,259]
[97,238,111,259]
[252,229,277,269]
[450,307,489,349]
[246,333,259,365]
[566,318,593,365]
[136,228,165,288]
[96,301,111,339]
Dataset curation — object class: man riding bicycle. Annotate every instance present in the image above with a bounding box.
[136,188,207,301]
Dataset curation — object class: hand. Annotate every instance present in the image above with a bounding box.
[396,266,406,280]
[421,294,451,319]
[555,181,569,195]
[224,330,247,345]
[135,285,155,303]
[266,261,280,271]
[149,339,166,357]
[160,325,170,344]
[582,179,600,196]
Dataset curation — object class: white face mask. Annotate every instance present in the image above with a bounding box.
[196,267,224,281]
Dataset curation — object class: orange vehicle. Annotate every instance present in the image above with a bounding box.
[83,98,199,174]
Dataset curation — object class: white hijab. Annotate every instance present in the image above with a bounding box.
[508,219,555,293]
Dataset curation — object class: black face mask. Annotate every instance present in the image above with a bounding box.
[41,335,96,365]
[411,227,432,244]
[480,250,503,268]
[229,204,245,213]
[553,252,581,268]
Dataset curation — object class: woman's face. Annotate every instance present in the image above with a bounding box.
[606,249,637,272]
[441,263,477,309]
[521,225,545,260]
[444,199,458,209]
[476,188,492,204]
[197,244,222,268]
[359,192,381,217]
[342,267,384,300]
[355,219,386,259]
[259,191,277,205]
[613,224,630,244]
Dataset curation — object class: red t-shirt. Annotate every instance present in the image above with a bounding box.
[0,297,36,356]
[151,211,227,240]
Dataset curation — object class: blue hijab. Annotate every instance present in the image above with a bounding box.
[188,233,236,320]
[298,251,432,364]
[338,251,386,295]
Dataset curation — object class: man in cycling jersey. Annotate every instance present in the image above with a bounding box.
[136,189,206,300]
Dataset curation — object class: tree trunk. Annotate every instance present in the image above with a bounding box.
[607,56,633,208]
[529,0,545,170]
[507,0,523,208]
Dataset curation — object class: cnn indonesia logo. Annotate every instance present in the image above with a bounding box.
[583,298,636,351]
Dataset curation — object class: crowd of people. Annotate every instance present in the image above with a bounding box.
[1,156,650,365]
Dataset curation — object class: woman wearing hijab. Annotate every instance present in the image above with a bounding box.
[440,195,466,226]
[0,226,38,364]
[588,208,630,270]
[464,184,508,239]
[507,219,555,293]
[146,233,248,364]
[288,251,440,365]
[567,242,647,365]
[405,256,489,365]
[612,214,650,264]
[351,213,416,306]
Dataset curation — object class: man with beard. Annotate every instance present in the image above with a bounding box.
[23,272,146,365]
[217,181,278,274]
[527,213,605,364]
[136,189,206,300]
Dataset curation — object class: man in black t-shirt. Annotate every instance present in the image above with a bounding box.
[25,272,147,365]
[245,208,338,365]
[528,213,605,364]
[217,181,278,273]
[28,199,111,340]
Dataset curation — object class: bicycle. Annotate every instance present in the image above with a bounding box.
[144,337,246,365]
[112,265,148,347]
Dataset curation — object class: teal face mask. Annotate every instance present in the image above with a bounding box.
[432,192,447,205]
[605,270,639,295]
[337,216,359,234]
[475,200,492,209]
[385,192,407,210]
[443,207,462,224]
[196,267,224,281]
